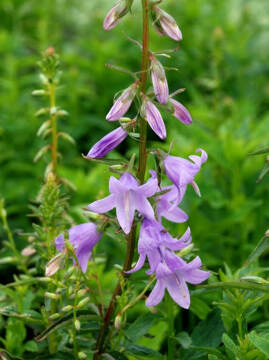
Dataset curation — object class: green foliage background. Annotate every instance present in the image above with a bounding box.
[0,0,268,269]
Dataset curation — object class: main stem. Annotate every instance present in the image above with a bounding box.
[93,1,150,358]
[49,81,58,179]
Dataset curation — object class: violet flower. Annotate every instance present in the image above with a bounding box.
[55,223,102,273]
[141,98,166,139]
[152,6,182,42]
[169,98,192,125]
[88,172,158,234]
[156,184,188,223]
[127,219,192,275]
[146,255,210,308]
[106,84,137,121]
[151,56,169,104]
[87,127,128,158]
[163,149,207,198]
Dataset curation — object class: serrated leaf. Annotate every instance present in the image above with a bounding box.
[191,309,225,348]
[58,132,75,145]
[249,331,269,356]
[33,145,50,162]
[125,313,156,342]
[222,333,238,355]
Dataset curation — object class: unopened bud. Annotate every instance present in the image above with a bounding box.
[62,305,73,312]
[49,313,61,320]
[106,83,137,121]
[77,289,88,298]
[114,314,122,331]
[21,245,36,257]
[241,276,269,284]
[103,0,133,31]
[265,229,269,238]
[75,319,81,331]
[178,244,194,257]
[45,292,60,300]
[32,89,47,96]
[77,297,90,309]
[150,55,169,104]
[45,253,62,277]
[45,46,55,56]
[78,352,87,359]
[152,6,182,42]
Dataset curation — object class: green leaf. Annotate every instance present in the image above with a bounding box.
[24,340,38,352]
[222,333,238,356]
[35,310,99,342]
[190,346,225,359]
[105,352,129,360]
[125,313,156,342]
[257,163,269,183]
[58,132,75,145]
[249,331,269,357]
[199,281,269,294]
[191,309,225,348]
[125,344,162,358]
[33,145,50,162]
[208,356,218,360]
[0,307,42,324]
[190,296,211,320]
[174,331,192,349]
[248,147,269,156]
[245,235,269,265]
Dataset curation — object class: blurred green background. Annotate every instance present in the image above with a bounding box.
[0,0,268,269]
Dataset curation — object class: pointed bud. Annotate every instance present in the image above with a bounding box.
[114,314,122,331]
[45,253,62,277]
[77,297,90,309]
[152,6,182,41]
[75,319,81,331]
[78,352,87,360]
[103,0,133,31]
[62,305,73,312]
[150,55,169,104]
[21,245,36,257]
[141,98,166,139]
[45,292,60,300]
[106,84,137,121]
[169,98,192,125]
[87,127,128,158]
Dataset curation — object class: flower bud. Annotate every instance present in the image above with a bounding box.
[62,305,73,312]
[49,313,61,320]
[141,98,166,139]
[21,245,36,257]
[45,253,62,277]
[75,319,81,331]
[150,55,169,104]
[114,314,122,331]
[78,352,87,360]
[45,292,60,300]
[77,289,88,298]
[169,98,192,125]
[103,0,133,31]
[265,229,269,238]
[77,297,90,309]
[152,6,182,42]
[106,84,137,121]
[87,126,128,158]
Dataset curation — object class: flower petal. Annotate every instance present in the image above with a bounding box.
[166,276,190,309]
[146,279,165,307]
[115,192,135,234]
[88,194,115,213]
[125,253,146,274]
[144,100,166,139]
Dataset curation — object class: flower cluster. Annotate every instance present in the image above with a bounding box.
[53,2,210,309]
[87,149,209,308]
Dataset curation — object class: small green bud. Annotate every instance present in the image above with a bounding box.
[32,89,47,96]
[49,313,61,320]
[77,297,90,309]
[265,229,269,238]
[114,314,122,331]
[45,292,59,300]
[178,244,194,257]
[62,305,73,312]
[78,352,87,359]
[77,289,88,298]
[74,319,81,331]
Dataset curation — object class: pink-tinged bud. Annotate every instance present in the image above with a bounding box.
[141,98,166,139]
[152,6,182,42]
[106,84,137,121]
[169,98,192,125]
[45,253,62,277]
[103,0,133,31]
[87,126,128,158]
[151,56,169,104]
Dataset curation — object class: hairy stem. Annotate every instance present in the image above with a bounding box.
[93,1,150,358]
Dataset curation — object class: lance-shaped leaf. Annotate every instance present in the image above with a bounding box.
[34,145,50,162]
[249,331,269,356]
[245,233,269,265]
